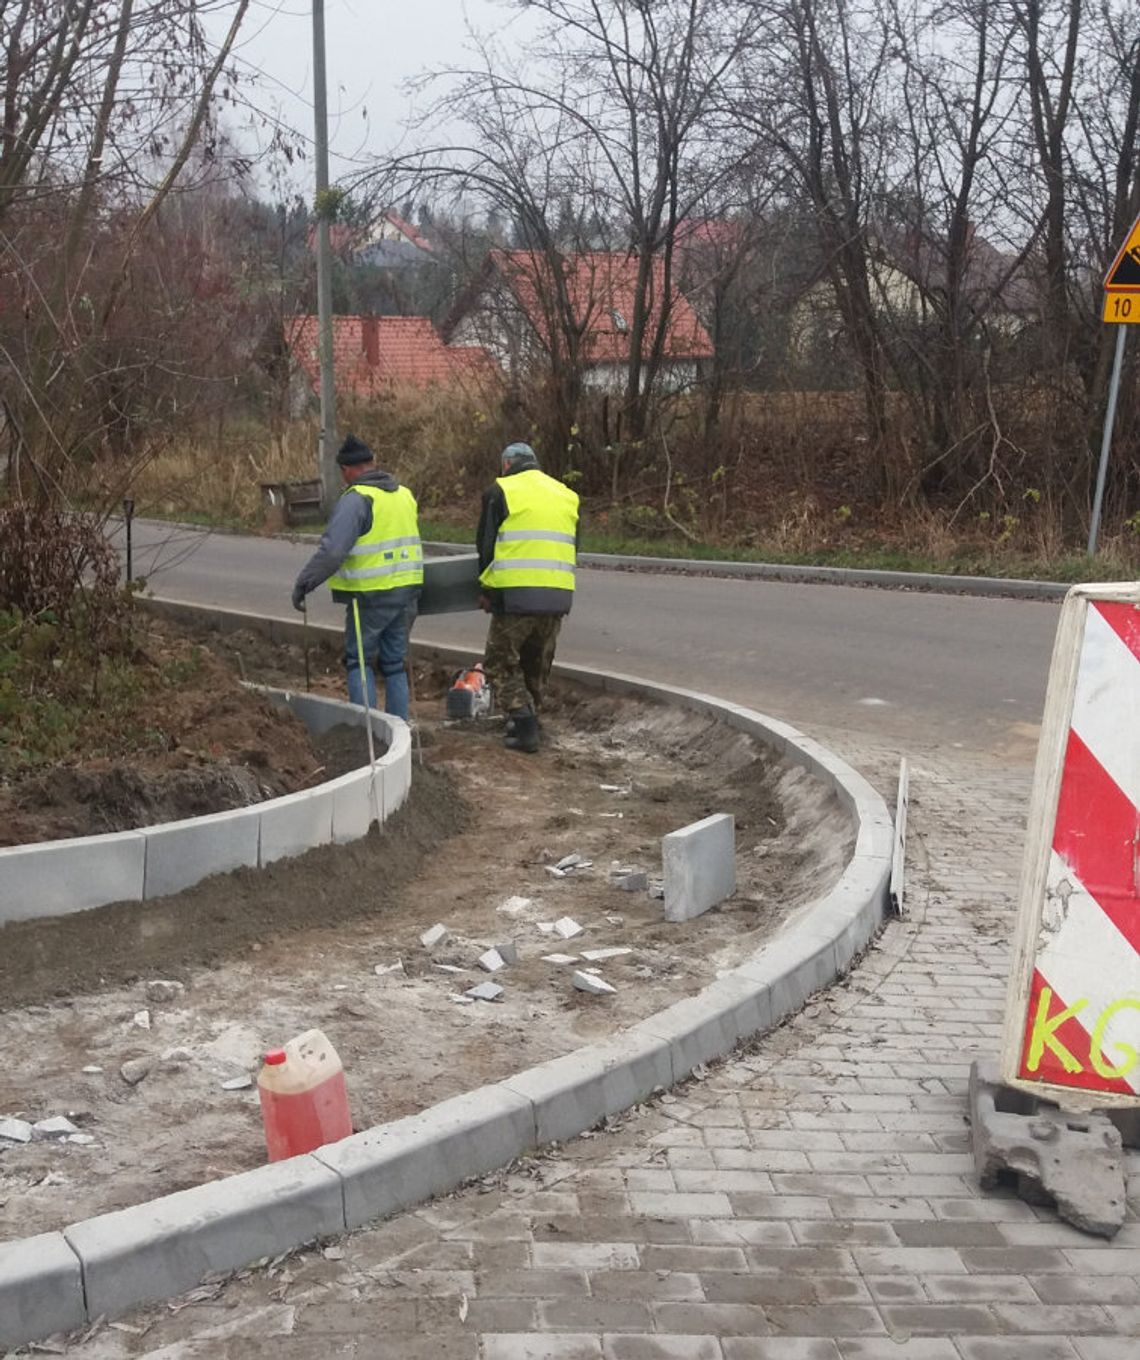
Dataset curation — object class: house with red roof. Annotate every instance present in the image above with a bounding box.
[444,250,714,392]
[287,315,498,401]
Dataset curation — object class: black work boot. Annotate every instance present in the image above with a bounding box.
[504,707,540,754]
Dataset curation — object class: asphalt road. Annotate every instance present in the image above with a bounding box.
[115,519,1062,761]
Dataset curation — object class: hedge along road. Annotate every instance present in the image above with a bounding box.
[113,518,1062,761]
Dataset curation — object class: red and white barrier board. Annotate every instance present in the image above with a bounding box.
[1002,583,1140,1108]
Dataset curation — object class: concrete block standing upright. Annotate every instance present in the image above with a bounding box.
[662,813,736,922]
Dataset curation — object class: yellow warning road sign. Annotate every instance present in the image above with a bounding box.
[1103,293,1140,324]
[1104,211,1140,294]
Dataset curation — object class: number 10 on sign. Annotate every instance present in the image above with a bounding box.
[1103,294,1140,323]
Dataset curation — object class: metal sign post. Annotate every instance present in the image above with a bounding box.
[1088,326,1127,559]
[1090,212,1140,557]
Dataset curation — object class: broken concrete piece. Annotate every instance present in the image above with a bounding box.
[648,882,665,900]
[545,865,567,879]
[605,914,625,927]
[373,959,405,977]
[497,896,533,917]
[434,963,465,975]
[160,1047,193,1067]
[221,1075,252,1091]
[465,981,504,1002]
[67,1133,97,1146]
[81,1065,104,1075]
[478,948,507,973]
[119,1058,153,1087]
[572,970,617,996]
[144,980,184,1004]
[494,942,519,966]
[662,813,736,922]
[420,923,450,949]
[33,1116,80,1139]
[969,1058,1126,1238]
[553,916,583,940]
[581,947,633,962]
[0,1117,33,1143]
[132,1009,151,1031]
[556,854,589,870]
[614,871,649,893]
[536,922,556,935]
[541,953,579,965]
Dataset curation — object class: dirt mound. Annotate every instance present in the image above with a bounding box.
[0,632,334,846]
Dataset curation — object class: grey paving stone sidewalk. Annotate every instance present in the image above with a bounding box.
[58,744,1140,1360]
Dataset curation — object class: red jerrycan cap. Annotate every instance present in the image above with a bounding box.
[264,1049,287,1066]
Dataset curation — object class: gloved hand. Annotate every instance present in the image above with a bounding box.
[291,583,307,612]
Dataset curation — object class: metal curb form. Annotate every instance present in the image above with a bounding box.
[0,693,412,928]
[0,599,893,1350]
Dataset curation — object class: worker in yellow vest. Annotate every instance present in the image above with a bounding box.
[477,442,579,754]
[292,435,423,718]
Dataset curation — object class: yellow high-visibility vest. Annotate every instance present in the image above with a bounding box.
[479,469,578,598]
[328,484,423,593]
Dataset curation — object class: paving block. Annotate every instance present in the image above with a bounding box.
[662,813,736,922]
[969,1058,1127,1238]
[328,767,376,844]
[313,1083,535,1229]
[65,1154,344,1320]
[258,785,335,865]
[141,806,260,899]
[504,1032,673,1145]
[640,973,773,1079]
[0,1231,86,1350]
[480,948,508,973]
[422,923,450,949]
[0,830,146,925]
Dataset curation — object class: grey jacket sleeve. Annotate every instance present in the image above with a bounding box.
[293,493,372,597]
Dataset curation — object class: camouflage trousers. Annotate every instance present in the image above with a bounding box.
[484,613,563,714]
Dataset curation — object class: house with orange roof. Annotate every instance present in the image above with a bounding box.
[287,315,498,402]
[444,250,714,392]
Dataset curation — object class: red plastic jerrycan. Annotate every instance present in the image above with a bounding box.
[258,1028,352,1162]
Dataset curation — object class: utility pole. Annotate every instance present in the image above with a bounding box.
[312,0,339,511]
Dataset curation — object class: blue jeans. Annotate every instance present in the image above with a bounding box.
[342,594,416,719]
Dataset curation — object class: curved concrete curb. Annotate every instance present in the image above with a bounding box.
[423,540,1070,601]
[0,691,411,927]
[0,599,892,1350]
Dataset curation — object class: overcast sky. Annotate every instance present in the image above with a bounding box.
[216,0,526,186]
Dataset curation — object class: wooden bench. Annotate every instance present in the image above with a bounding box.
[260,479,324,529]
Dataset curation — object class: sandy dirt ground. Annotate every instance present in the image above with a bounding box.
[0,624,851,1239]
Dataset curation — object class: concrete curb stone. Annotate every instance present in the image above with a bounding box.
[504,1033,674,1145]
[312,1084,536,1230]
[63,1155,344,1321]
[0,1232,85,1349]
[141,804,262,899]
[0,596,891,1351]
[0,831,146,926]
[258,785,335,866]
